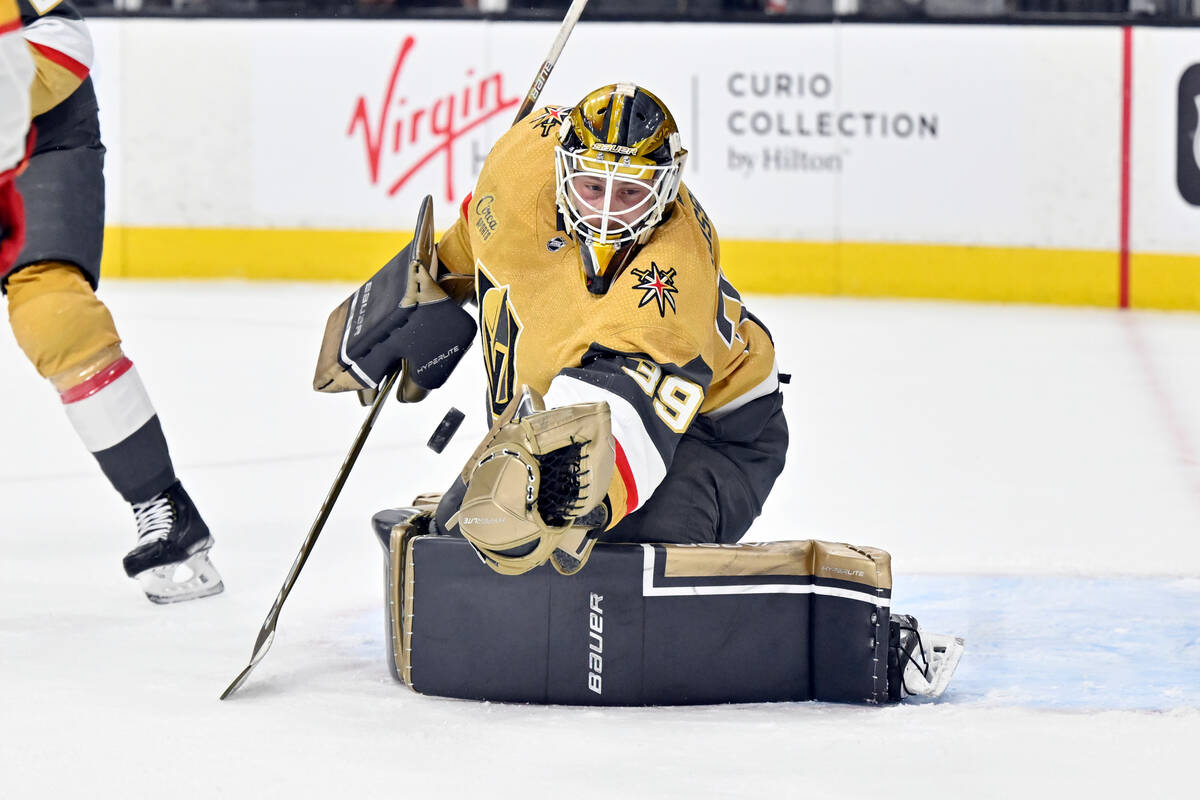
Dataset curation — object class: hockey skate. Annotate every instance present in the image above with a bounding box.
[123,481,224,604]
[888,614,965,701]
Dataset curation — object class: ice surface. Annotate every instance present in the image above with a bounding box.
[2,283,1197,798]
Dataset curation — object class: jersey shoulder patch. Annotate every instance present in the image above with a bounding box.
[527,105,572,138]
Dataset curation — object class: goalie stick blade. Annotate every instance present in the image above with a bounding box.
[220,663,255,701]
[220,629,277,700]
[222,369,400,701]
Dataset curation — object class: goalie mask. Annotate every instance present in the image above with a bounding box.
[554,83,687,295]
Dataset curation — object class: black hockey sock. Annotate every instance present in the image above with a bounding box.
[92,415,178,504]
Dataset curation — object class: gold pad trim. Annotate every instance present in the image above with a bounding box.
[660,539,890,592]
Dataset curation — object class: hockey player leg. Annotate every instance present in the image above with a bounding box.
[7,262,223,602]
[887,614,965,701]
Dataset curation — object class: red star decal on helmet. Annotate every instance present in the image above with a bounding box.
[630,262,679,317]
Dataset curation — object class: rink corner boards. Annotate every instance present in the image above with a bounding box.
[100,226,1200,311]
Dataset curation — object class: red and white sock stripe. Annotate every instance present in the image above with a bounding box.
[545,375,666,517]
[60,358,157,453]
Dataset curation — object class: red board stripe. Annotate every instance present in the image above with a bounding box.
[29,40,90,81]
[613,437,638,515]
[0,19,21,35]
[1119,26,1133,310]
[60,357,133,404]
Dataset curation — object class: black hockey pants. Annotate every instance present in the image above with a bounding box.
[435,389,788,546]
[4,77,105,290]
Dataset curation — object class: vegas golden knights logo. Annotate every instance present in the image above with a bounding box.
[477,262,522,417]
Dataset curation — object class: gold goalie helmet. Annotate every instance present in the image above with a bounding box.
[555,83,688,294]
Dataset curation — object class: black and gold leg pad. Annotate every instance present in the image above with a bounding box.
[374,519,896,706]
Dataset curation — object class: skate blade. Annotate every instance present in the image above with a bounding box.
[135,551,225,605]
[904,633,965,699]
[925,635,966,697]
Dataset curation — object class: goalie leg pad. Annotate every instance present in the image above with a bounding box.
[372,506,435,683]
[377,530,915,705]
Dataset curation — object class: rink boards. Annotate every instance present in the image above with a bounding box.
[83,20,1200,310]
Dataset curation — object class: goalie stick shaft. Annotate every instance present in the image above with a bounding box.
[511,0,589,125]
[220,0,589,699]
[220,368,400,700]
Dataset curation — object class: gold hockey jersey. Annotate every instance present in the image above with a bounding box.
[437,106,780,528]
[1,0,33,174]
[17,0,92,118]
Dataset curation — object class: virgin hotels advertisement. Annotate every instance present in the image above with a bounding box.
[86,20,1198,262]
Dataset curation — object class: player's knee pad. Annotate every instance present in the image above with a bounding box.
[7,261,122,385]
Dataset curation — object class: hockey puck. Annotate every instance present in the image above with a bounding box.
[427,407,465,454]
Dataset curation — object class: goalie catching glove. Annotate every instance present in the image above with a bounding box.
[456,386,615,577]
[312,195,477,400]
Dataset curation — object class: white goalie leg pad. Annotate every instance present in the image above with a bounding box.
[133,551,225,605]
[903,632,965,699]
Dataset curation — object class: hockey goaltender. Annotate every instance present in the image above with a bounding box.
[313,84,964,706]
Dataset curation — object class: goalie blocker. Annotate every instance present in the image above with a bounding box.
[312,195,477,399]
[371,509,964,705]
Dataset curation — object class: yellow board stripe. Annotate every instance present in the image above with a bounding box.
[99,226,1200,311]
[102,227,411,282]
[1129,253,1200,311]
[720,240,1124,307]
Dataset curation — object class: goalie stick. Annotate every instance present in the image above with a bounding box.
[220,192,433,700]
[220,0,590,700]
[219,367,400,700]
[512,0,590,124]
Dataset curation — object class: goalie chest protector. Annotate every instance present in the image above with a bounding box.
[377,520,894,705]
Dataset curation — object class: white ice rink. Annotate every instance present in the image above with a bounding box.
[2,282,1198,798]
